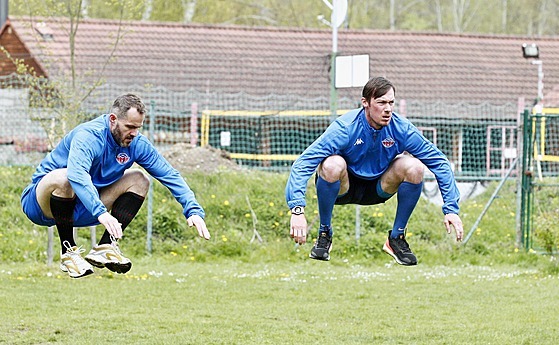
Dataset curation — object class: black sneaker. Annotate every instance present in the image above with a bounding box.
[382,230,417,266]
[309,231,332,261]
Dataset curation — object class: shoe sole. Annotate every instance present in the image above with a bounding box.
[71,268,95,278]
[309,241,333,261]
[309,252,330,261]
[85,257,132,274]
[382,242,417,266]
[105,262,132,274]
[84,257,106,268]
[60,266,94,278]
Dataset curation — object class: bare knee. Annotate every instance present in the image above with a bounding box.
[318,155,347,182]
[402,157,424,183]
[381,156,425,193]
[126,170,150,196]
[40,169,74,198]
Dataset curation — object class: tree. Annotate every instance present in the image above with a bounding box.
[10,0,559,36]
[5,0,132,145]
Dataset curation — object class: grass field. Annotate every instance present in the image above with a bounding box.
[2,259,558,345]
[2,166,559,344]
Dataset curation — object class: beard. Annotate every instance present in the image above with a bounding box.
[111,126,134,147]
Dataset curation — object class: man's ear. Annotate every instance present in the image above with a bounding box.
[361,97,369,107]
[109,113,117,123]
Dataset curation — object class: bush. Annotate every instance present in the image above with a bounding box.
[533,211,559,255]
[0,166,556,272]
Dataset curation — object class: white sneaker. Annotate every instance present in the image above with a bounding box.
[59,241,94,278]
[85,236,132,274]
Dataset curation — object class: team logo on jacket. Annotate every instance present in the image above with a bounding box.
[382,137,395,148]
[116,152,130,164]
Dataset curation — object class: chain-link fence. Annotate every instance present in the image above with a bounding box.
[519,108,559,252]
[1,73,521,180]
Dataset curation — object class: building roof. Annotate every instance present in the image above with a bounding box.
[2,16,559,107]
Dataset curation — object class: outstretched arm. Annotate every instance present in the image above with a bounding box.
[444,213,463,241]
[187,214,210,240]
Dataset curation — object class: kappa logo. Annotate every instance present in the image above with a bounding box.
[116,152,130,165]
[382,137,395,148]
[354,138,364,146]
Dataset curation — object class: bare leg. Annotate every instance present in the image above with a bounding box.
[317,155,349,195]
[35,169,74,219]
[381,154,425,239]
[97,169,150,245]
[35,168,150,218]
[34,169,78,253]
[379,154,424,194]
[99,169,150,211]
[314,155,349,233]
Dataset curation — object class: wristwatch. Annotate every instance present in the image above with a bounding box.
[291,206,304,215]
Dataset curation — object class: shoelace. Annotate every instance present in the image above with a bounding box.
[109,235,123,255]
[62,240,86,256]
[316,233,331,249]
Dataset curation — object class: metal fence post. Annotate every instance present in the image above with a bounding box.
[520,108,533,250]
[355,205,361,240]
[146,100,155,253]
[47,226,54,266]
[90,226,96,248]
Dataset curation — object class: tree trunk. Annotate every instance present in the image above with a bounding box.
[390,0,395,30]
[501,0,507,33]
[435,0,443,32]
[142,0,153,21]
[81,0,89,18]
[182,0,197,24]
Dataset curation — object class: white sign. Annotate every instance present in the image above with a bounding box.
[335,54,369,88]
[220,131,231,147]
[504,148,517,159]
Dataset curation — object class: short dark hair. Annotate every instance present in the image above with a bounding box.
[111,94,146,119]
[362,77,395,102]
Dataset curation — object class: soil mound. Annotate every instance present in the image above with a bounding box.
[162,143,241,174]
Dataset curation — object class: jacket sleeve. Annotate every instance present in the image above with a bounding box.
[66,131,108,219]
[285,121,349,209]
[135,139,205,219]
[404,125,460,215]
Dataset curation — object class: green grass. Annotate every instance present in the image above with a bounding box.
[2,166,559,343]
[2,165,557,270]
[1,260,558,344]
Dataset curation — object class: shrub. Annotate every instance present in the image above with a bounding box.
[0,166,556,273]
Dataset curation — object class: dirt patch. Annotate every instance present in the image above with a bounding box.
[162,143,241,174]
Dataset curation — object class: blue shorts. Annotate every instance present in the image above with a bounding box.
[21,182,100,227]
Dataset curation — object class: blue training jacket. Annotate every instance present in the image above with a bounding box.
[285,108,460,215]
[29,114,205,220]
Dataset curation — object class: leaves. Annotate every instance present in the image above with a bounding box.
[9,0,559,35]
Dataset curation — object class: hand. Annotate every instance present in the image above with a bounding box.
[290,214,308,244]
[187,214,211,240]
[98,212,123,239]
[444,213,464,241]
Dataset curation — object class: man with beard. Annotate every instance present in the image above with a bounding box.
[21,94,210,278]
[286,77,463,264]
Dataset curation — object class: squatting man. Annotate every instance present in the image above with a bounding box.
[285,76,464,264]
[21,94,210,278]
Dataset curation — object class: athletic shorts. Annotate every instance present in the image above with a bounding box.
[332,170,393,206]
[21,182,100,227]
